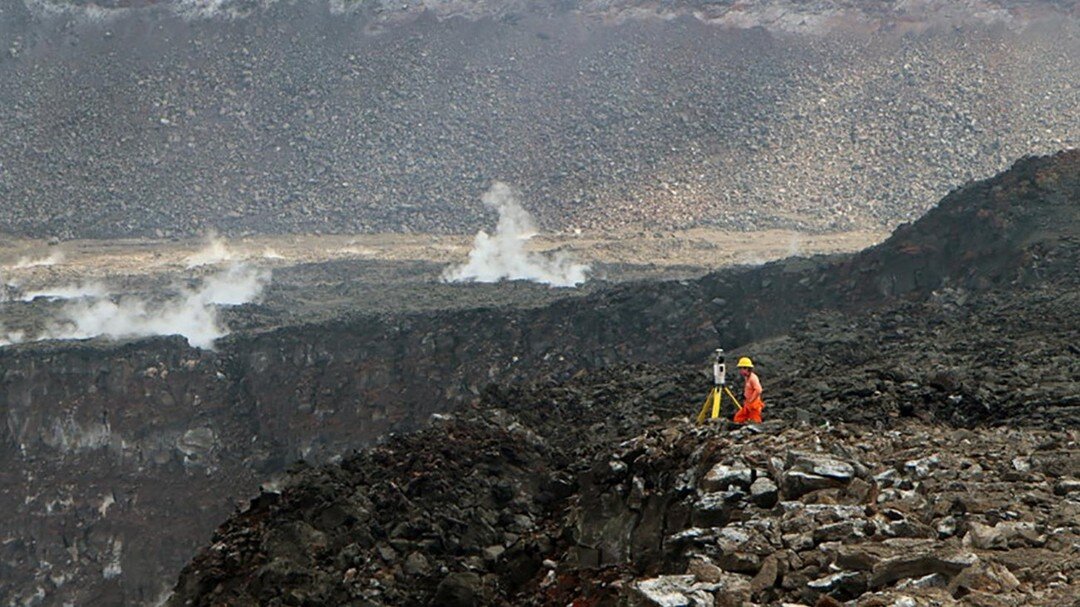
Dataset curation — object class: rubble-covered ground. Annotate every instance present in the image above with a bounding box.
[0,0,1077,238]
[165,153,1080,606]
[167,361,1080,607]
[166,283,1080,607]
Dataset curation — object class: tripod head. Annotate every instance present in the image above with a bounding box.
[712,348,726,386]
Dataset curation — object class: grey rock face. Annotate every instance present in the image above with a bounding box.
[749,477,779,508]
[701,463,753,492]
[0,3,1077,240]
[630,575,716,607]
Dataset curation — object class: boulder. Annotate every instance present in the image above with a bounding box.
[812,519,875,544]
[880,518,935,539]
[806,570,866,596]
[630,575,715,607]
[868,551,978,588]
[948,561,1021,597]
[1052,478,1080,496]
[712,571,753,607]
[749,554,780,596]
[702,463,754,492]
[781,471,847,499]
[963,522,1045,550]
[779,503,865,534]
[903,455,941,478]
[842,477,876,504]
[177,427,219,466]
[403,551,431,576]
[750,477,779,508]
[786,452,856,480]
[433,572,484,607]
[688,557,725,584]
[693,492,738,527]
[832,539,936,571]
[713,525,778,574]
[896,573,949,589]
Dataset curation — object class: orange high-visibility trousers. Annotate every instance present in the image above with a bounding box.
[733,400,763,424]
[735,370,764,423]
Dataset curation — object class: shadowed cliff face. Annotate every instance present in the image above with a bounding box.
[0,150,1077,605]
[0,281,721,605]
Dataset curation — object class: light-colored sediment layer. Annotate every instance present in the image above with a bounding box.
[0,229,885,281]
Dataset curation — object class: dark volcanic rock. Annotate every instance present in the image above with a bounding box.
[162,151,1079,607]
[2,151,1078,605]
[168,410,561,606]
[165,387,1080,606]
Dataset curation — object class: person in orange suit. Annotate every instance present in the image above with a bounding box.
[734,357,764,423]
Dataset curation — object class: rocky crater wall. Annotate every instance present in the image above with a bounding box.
[1,151,1076,605]
[0,2,1077,238]
[0,279,721,605]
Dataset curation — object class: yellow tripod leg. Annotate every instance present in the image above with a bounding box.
[696,390,712,425]
[711,387,721,419]
[724,386,743,411]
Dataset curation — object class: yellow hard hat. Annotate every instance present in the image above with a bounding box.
[737,357,754,368]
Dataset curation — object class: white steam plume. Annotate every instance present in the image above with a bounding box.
[785,234,804,258]
[0,325,25,347]
[185,234,234,268]
[195,263,269,306]
[339,246,376,257]
[443,182,589,287]
[12,251,65,269]
[21,283,108,302]
[3,263,269,350]
[46,263,269,349]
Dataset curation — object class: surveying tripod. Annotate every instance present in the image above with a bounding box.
[695,348,742,425]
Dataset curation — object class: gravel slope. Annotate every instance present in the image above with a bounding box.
[0,1,1077,238]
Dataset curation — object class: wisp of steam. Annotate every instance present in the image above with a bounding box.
[0,237,271,350]
[0,325,24,347]
[443,182,589,287]
[12,251,65,269]
[42,263,269,349]
[21,283,108,302]
[185,233,234,268]
[0,236,270,349]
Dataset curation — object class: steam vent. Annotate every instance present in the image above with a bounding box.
[0,1,1077,606]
